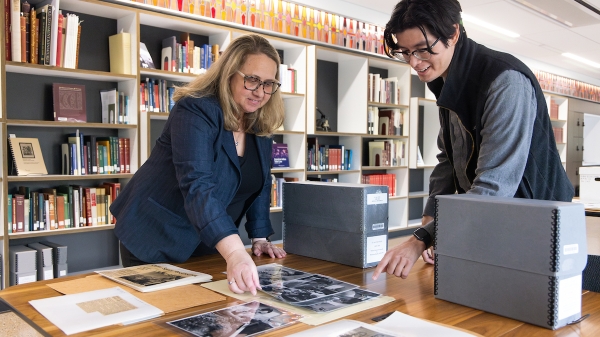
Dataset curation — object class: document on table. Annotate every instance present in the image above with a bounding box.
[29,287,163,335]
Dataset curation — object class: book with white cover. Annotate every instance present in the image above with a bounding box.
[96,264,212,292]
[29,287,163,335]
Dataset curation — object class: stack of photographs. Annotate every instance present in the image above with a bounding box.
[167,301,301,337]
[257,264,381,313]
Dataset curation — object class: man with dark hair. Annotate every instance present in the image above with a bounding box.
[373,0,573,280]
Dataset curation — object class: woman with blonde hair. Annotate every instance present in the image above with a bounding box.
[111,34,286,295]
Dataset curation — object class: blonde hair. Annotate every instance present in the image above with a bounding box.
[173,34,284,136]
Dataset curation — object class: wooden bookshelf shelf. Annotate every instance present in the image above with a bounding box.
[140,68,198,82]
[149,113,170,120]
[270,207,283,213]
[274,130,305,135]
[5,62,136,82]
[311,131,365,137]
[7,174,134,182]
[409,191,429,198]
[271,168,304,174]
[8,225,115,239]
[362,134,408,140]
[6,120,137,129]
[362,166,408,171]
[389,195,406,200]
[281,92,305,99]
[306,170,360,175]
[368,101,409,109]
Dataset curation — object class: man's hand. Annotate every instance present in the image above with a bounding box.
[372,237,426,280]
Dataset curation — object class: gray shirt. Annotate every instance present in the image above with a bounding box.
[423,70,537,235]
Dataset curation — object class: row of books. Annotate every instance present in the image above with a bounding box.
[279,64,298,94]
[140,78,176,113]
[134,0,387,55]
[553,127,564,143]
[100,89,131,124]
[61,133,131,176]
[154,35,220,74]
[270,175,298,207]
[307,139,353,171]
[368,74,401,105]
[368,139,407,167]
[362,173,397,196]
[368,108,405,136]
[6,1,82,68]
[534,69,600,103]
[549,99,560,120]
[7,183,120,233]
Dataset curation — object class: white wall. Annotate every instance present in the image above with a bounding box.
[584,114,600,166]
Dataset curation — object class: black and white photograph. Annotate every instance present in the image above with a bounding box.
[257,264,309,287]
[297,289,381,313]
[262,274,358,304]
[121,270,184,287]
[19,142,35,158]
[167,301,302,337]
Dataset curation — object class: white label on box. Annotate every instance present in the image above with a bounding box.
[367,193,387,205]
[372,223,385,230]
[19,274,37,284]
[366,235,387,264]
[60,270,67,276]
[558,274,582,320]
[564,244,579,255]
[44,270,53,280]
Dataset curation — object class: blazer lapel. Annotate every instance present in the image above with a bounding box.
[223,130,241,173]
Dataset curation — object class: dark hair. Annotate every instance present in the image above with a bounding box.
[384,0,464,58]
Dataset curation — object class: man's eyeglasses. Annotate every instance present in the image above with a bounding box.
[237,71,281,95]
[391,37,441,61]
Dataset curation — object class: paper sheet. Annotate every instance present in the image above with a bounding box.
[30,287,163,335]
[48,275,226,313]
[376,312,479,337]
[201,279,395,326]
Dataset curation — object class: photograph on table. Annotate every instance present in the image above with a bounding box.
[167,301,302,337]
[297,288,381,313]
[257,264,310,287]
[261,274,358,304]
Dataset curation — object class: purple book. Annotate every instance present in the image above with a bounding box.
[272,143,290,168]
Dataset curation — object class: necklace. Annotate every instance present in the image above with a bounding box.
[234,132,243,147]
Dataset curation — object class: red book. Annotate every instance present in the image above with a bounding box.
[52,83,87,122]
[84,187,92,226]
[56,12,63,67]
[20,13,26,62]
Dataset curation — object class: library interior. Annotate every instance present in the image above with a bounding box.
[1,0,600,336]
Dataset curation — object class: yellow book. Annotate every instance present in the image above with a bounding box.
[108,31,131,74]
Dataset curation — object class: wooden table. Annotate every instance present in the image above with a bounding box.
[1,252,599,336]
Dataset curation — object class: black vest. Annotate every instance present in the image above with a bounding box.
[427,34,574,201]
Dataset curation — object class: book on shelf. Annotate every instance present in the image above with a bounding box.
[52,83,86,122]
[271,143,290,168]
[139,42,155,69]
[108,30,131,74]
[95,264,212,293]
[29,287,164,335]
[8,136,48,176]
[161,36,176,71]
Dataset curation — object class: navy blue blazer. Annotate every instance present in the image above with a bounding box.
[111,96,275,263]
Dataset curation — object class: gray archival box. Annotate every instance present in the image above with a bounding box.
[434,194,587,330]
[26,243,54,281]
[283,181,389,268]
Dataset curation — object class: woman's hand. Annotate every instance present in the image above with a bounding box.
[251,239,286,258]
[216,235,261,295]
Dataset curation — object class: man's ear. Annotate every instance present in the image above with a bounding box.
[450,23,460,46]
